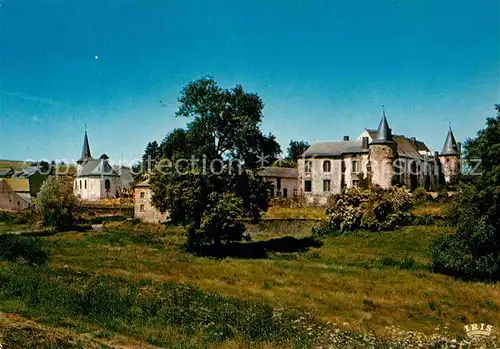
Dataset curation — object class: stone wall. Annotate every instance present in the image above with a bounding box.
[439,155,460,184]
[369,144,397,188]
[0,181,31,211]
[134,186,169,224]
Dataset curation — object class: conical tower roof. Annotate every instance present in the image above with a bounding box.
[440,127,460,156]
[371,111,394,144]
[77,130,93,164]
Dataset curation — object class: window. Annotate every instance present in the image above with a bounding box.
[283,188,288,198]
[79,180,82,189]
[304,180,312,192]
[84,180,87,189]
[305,160,312,173]
[352,180,360,187]
[276,177,281,190]
[105,179,111,191]
[323,179,331,192]
[140,204,145,212]
[323,160,331,172]
[352,160,360,173]
[140,191,145,199]
[270,187,275,197]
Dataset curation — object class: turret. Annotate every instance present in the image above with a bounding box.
[369,110,398,188]
[76,128,94,172]
[438,127,461,183]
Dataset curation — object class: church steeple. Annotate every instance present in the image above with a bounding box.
[440,126,460,156]
[77,126,93,164]
[371,106,394,144]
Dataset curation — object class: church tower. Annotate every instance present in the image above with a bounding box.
[76,128,93,172]
[369,111,398,188]
[438,126,461,184]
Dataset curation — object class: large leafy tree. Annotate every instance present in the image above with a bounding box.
[431,105,500,281]
[142,141,161,172]
[287,140,309,164]
[150,78,279,248]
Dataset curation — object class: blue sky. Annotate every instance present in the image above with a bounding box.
[0,0,498,165]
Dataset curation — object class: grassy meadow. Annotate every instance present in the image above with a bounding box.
[0,205,499,348]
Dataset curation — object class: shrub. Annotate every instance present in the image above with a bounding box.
[0,210,35,224]
[35,176,76,230]
[412,214,435,226]
[322,186,412,234]
[431,183,500,281]
[0,235,50,265]
[189,193,248,248]
[412,187,432,203]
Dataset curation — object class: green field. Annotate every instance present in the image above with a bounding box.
[0,210,499,348]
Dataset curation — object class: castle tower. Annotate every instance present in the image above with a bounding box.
[76,127,93,172]
[369,111,398,188]
[438,126,461,184]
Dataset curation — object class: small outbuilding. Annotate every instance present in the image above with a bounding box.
[134,179,169,224]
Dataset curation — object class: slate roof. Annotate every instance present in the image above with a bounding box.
[414,140,430,152]
[393,136,424,159]
[440,128,460,156]
[12,166,40,178]
[366,128,431,158]
[260,167,298,178]
[77,159,120,177]
[77,131,93,164]
[0,167,13,177]
[302,140,368,158]
[371,114,394,144]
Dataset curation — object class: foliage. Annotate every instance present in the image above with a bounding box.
[0,210,35,224]
[189,193,247,248]
[0,235,50,264]
[149,78,281,248]
[412,187,432,203]
[431,105,500,281]
[322,186,413,234]
[35,176,76,229]
[412,214,435,226]
[286,140,310,165]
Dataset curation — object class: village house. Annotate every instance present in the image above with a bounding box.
[134,178,169,224]
[260,167,299,198]
[74,130,132,201]
[298,113,460,205]
[0,179,33,211]
[0,165,50,212]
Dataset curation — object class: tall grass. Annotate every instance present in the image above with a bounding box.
[0,265,316,348]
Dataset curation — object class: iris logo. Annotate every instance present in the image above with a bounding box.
[464,323,493,339]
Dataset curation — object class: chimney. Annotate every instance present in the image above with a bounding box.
[362,137,369,149]
[343,136,350,141]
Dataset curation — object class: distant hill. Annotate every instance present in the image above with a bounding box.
[0,160,27,170]
[0,160,77,174]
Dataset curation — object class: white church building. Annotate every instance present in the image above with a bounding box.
[74,130,123,201]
